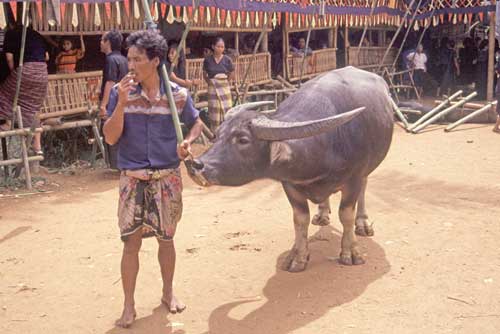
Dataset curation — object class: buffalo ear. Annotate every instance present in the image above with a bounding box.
[270,141,293,166]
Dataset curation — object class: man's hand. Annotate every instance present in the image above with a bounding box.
[117,74,137,105]
[177,140,192,160]
[99,105,107,119]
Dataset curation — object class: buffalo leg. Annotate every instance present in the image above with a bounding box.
[311,197,331,226]
[338,181,365,266]
[282,182,311,272]
[355,177,374,237]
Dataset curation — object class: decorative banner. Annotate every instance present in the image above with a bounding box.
[225,9,231,28]
[246,10,250,27]
[199,6,205,24]
[236,11,241,27]
[255,10,259,26]
[182,6,188,23]
[133,0,140,20]
[220,8,226,26]
[167,5,174,23]
[95,3,101,27]
[175,5,181,18]
[206,5,211,23]
[231,10,237,26]
[116,1,121,25]
[160,3,167,18]
[71,3,78,27]
[277,12,281,26]
[10,1,17,21]
[104,2,111,20]
[123,0,130,17]
[216,8,220,25]
[0,3,5,29]
[83,3,89,18]
[36,0,43,21]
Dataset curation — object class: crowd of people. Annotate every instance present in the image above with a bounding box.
[406,36,494,99]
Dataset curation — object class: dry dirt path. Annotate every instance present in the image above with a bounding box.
[1,125,500,334]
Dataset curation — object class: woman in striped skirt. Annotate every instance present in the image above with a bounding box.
[203,37,235,132]
[0,25,49,154]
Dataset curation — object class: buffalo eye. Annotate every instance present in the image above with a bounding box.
[238,137,251,145]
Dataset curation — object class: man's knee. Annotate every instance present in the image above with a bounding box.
[123,234,142,254]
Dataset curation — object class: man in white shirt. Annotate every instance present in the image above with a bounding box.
[406,44,437,96]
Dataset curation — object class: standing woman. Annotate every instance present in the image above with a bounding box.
[203,37,235,132]
[0,23,49,154]
[166,44,199,89]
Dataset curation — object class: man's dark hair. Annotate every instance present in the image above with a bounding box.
[104,30,123,52]
[126,30,167,62]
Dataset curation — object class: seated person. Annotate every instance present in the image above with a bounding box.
[290,37,313,57]
[55,34,85,74]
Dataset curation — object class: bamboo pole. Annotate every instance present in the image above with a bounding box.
[408,90,463,131]
[412,92,478,133]
[141,0,183,144]
[0,128,43,139]
[171,0,200,75]
[357,0,377,50]
[487,1,496,101]
[389,97,410,129]
[0,155,44,167]
[1,138,9,181]
[298,29,312,87]
[240,29,267,102]
[344,25,349,66]
[445,102,497,132]
[11,3,30,126]
[377,0,417,71]
[15,107,33,190]
[391,0,424,70]
[433,101,495,110]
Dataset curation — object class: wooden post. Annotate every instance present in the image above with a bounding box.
[261,32,268,52]
[487,2,496,101]
[333,27,338,49]
[15,107,33,190]
[235,31,239,53]
[344,25,349,66]
[283,27,289,79]
[1,138,8,181]
[327,27,334,48]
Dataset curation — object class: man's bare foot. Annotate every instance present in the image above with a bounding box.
[115,305,137,328]
[161,293,186,314]
[493,128,500,133]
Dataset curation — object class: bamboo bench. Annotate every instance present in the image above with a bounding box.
[37,71,106,164]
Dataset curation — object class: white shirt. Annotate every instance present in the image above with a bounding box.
[407,52,427,71]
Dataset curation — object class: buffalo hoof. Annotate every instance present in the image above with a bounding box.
[311,214,330,226]
[355,225,374,237]
[339,252,365,266]
[282,249,310,272]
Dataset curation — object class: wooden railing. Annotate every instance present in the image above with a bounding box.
[347,46,397,71]
[40,71,102,117]
[286,48,337,82]
[186,52,272,92]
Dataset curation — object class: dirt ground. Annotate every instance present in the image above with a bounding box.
[1,124,500,334]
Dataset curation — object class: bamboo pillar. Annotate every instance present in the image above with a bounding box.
[283,27,289,79]
[327,27,334,48]
[235,32,239,53]
[487,2,496,101]
[333,27,338,49]
[261,32,268,52]
[344,25,349,66]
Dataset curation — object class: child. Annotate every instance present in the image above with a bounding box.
[55,34,85,74]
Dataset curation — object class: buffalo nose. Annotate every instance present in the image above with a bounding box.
[192,159,204,170]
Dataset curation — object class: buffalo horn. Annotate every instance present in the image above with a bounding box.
[225,101,275,120]
[250,107,366,141]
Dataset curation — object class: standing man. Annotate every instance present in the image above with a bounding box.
[100,30,128,169]
[103,30,203,328]
[406,44,438,97]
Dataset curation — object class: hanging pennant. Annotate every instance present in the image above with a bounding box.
[255,11,259,27]
[152,2,159,21]
[0,3,6,29]
[95,4,101,27]
[36,0,43,20]
[206,6,211,24]
[61,3,66,20]
[453,13,457,24]
[210,6,215,21]
[277,12,281,26]
[216,8,221,26]
[175,5,181,19]
[71,3,78,27]
[9,1,16,21]
[264,12,268,26]
[246,10,250,28]
[133,0,140,20]
[231,10,237,26]
[104,2,111,20]
[160,3,167,18]
[225,9,231,28]
[183,6,188,24]
[167,5,174,24]
[123,0,130,17]
[220,9,226,25]
[83,3,89,18]
[249,11,255,27]
[272,12,277,28]
[237,11,241,27]
[116,1,121,25]
[198,6,204,24]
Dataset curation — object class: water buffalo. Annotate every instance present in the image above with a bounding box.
[188,67,394,272]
